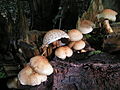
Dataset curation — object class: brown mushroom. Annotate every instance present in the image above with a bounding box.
[18,65,47,86]
[78,20,94,34]
[29,56,53,75]
[55,46,73,60]
[73,40,86,50]
[64,46,73,57]
[97,9,118,33]
[68,29,83,41]
[55,47,66,60]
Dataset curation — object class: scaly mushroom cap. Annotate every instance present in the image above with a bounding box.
[29,56,53,75]
[78,20,94,34]
[18,65,47,86]
[43,29,69,46]
[73,40,86,50]
[97,9,118,21]
[68,29,83,41]
[55,46,73,59]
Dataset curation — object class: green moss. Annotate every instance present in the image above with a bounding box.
[88,50,103,56]
[0,67,7,78]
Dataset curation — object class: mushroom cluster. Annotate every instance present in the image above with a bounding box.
[18,56,53,86]
[67,29,86,52]
[41,26,94,59]
[41,29,70,56]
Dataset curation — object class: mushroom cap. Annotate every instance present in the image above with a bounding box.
[55,47,66,60]
[97,9,118,21]
[102,9,118,16]
[73,40,86,50]
[18,65,47,86]
[68,29,83,41]
[78,20,94,34]
[64,46,73,57]
[79,26,93,34]
[43,29,69,46]
[80,20,95,27]
[55,46,73,59]
[29,56,53,75]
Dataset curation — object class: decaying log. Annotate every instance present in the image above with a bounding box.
[103,32,120,53]
[17,53,120,90]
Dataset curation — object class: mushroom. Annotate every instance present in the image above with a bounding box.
[55,47,66,60]
[64,46,73,58]
[41,29,69,56]
[42,29,69,47]
[68,29,83,41]
[29,56,53,75]
[55,46,73,60]
[78,20,94,34]
[18,65,47,86]
[97,9,118,33]
[73,40,86,50]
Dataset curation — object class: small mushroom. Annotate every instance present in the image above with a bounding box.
[29,56,53,75]
[55,46,73,60]
[18,65,47,86]
[97,9,118,33]
[78,20,94,34]
[64,46,73,58]
[68,29,83,41]
[55,47,66,60]
[73,40,86,50]
[68,40,86,50]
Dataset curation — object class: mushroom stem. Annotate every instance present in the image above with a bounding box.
[68,41,76,48]
[41,47,47,56]
[103,20,113,33]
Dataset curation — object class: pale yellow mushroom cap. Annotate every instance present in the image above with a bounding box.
[73,40,86,50]
[55,47,66,60]
[55,46,73,59]
[78,20,94,34]
[64,46,73,57]
[97,9,118,21]
[29,56,53,75]
[18,65,47,86]
[102,9,118,16]
[68,29,83,41]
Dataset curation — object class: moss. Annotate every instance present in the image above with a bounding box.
[0,67,7,78]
